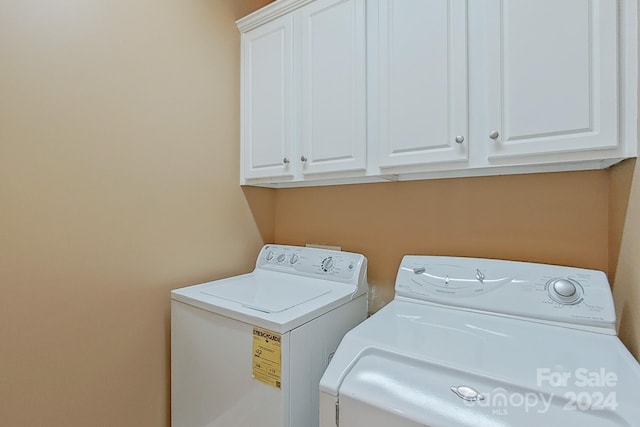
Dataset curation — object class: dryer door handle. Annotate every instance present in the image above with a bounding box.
[450,385,485,402]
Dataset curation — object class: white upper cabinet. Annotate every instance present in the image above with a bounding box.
[301,0,367,176]
[377,0,468,168]
[237,0,636,187]
[485,0,619,160]
[239,0,367,184]
[241,15,294,180]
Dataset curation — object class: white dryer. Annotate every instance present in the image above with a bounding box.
[320,256,640,427]
[171,244,368,427]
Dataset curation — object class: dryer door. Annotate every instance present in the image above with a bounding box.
[336,351,631,427]
[340,394,424,427]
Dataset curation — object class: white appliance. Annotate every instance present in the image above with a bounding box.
[171,244,368,427]
[320,256,640,426]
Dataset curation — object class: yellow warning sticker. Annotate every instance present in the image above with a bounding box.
[252,327,282,388]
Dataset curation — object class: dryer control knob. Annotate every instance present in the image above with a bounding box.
[553,279,577,297]
[289,254,299,265]
[276,253,286,263]
[265,250,276,261]
[547,278,582,305]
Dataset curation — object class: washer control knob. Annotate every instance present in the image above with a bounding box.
[321,256,334,272]
[276,253,286,263]
[547,278,582,304]
[265,250,276,261]
[413,267,426,274]
[289,254,299,265]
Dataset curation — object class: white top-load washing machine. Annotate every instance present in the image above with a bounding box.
[171,244,368,427]
[320,255,640,427]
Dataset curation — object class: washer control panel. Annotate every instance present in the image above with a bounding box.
[257,245,365,285]
[396,256,615,332]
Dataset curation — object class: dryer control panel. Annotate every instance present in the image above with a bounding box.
[395,256,616,333]
[256,245,367,287]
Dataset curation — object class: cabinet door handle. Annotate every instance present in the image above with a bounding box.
[489,130,500,140]
[455,135,465,144]
[283,157,290,164]
[300,156,308,162]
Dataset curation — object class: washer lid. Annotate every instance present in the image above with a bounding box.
[171,269,362,333]
[201,277,331,313]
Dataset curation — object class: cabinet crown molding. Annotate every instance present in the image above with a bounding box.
[236,0,316,32]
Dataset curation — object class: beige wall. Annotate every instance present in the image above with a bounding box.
[0,0,274,426]
[610,159,640,359]
[274,171,609,312]
[274,166,640,360]
[1,0,638,425]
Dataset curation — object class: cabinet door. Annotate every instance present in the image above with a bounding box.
[378,0,469,168]
[300,0,367,176]
[241,15,294,180]
[485,0,618,160]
